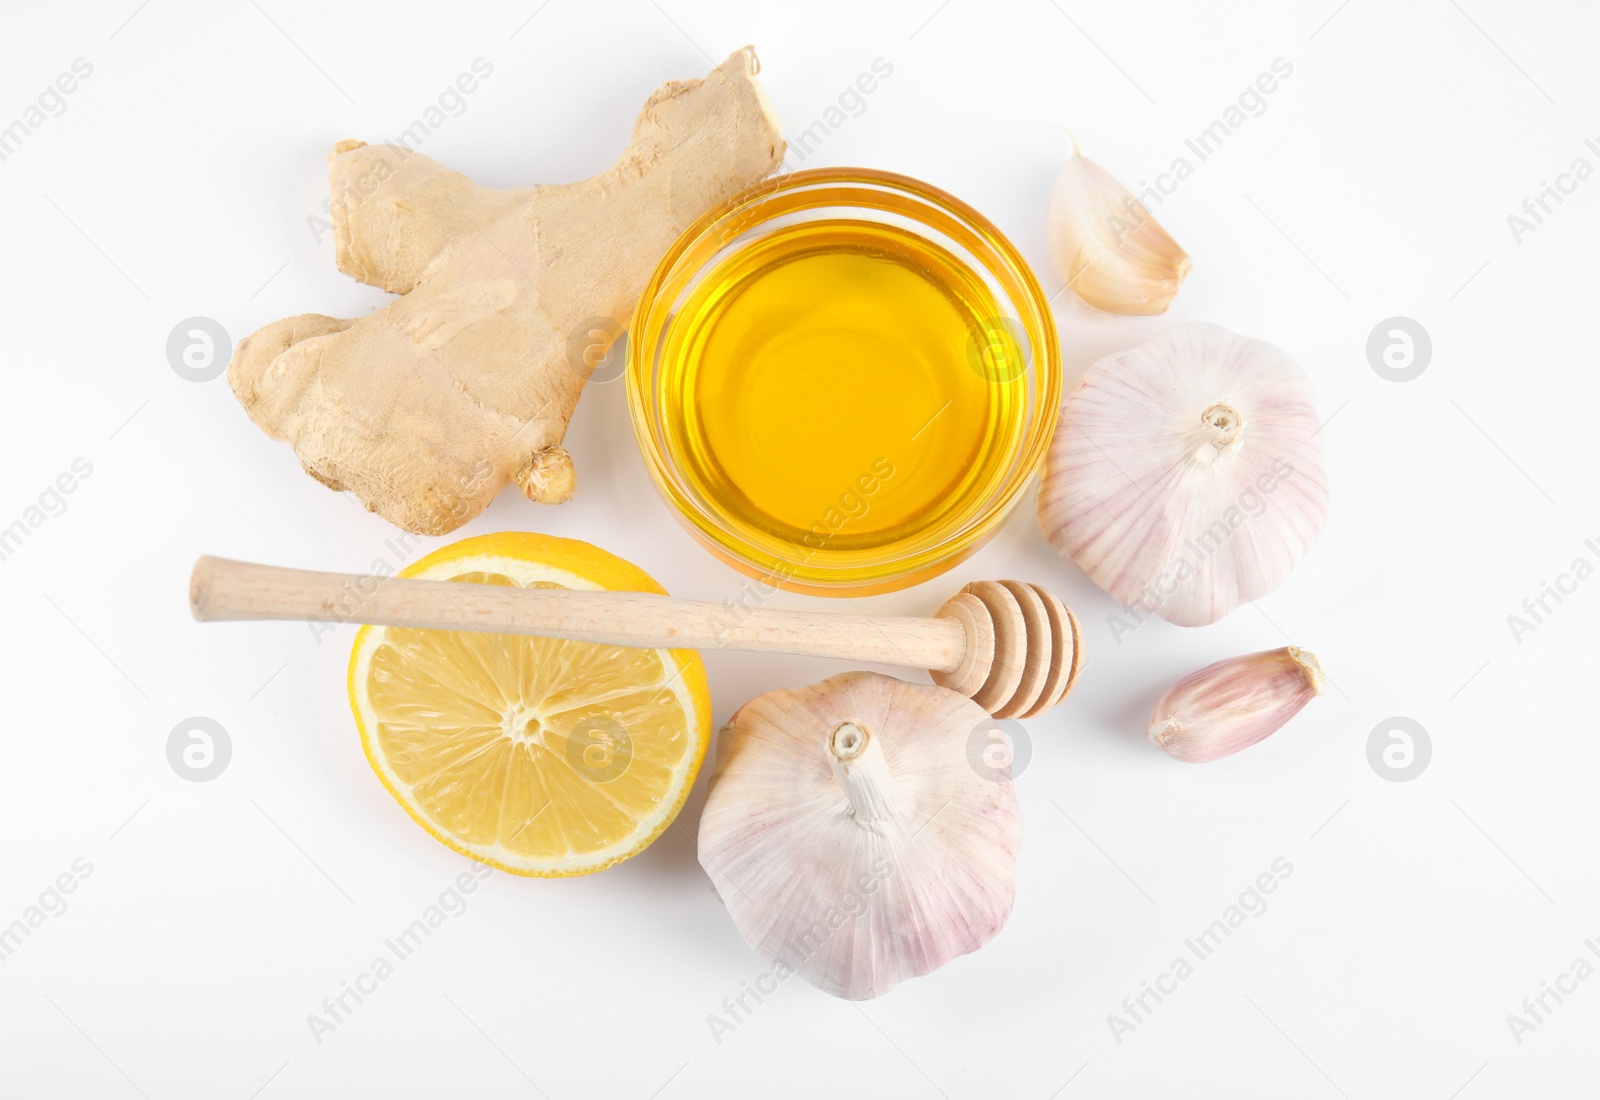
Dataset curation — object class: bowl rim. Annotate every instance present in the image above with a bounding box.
[626,166,1062,596]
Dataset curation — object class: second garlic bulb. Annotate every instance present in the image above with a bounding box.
[1037,323,1329,627]
[698,672,1022,1000]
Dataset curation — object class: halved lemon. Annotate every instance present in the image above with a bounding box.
[348,533,711,876]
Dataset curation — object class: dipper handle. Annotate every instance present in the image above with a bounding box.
[189,557,1081,717]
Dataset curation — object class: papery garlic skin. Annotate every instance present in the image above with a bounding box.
[1150,647,1324,763]
[1037,323,1329,627]
[1047,147,1191,315]
[698,672,1021,1000]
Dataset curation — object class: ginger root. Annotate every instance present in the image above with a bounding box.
[229,48,784,535]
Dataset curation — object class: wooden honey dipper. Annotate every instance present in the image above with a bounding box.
[189,557,1083,718]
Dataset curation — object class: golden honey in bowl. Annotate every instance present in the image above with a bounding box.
[629,169,1060,595]
[658,221,1024,560]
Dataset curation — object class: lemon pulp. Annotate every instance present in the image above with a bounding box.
[348,534,710,876]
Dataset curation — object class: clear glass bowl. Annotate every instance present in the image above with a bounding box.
[627,168,1060,596]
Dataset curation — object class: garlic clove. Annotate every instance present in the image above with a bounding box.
[1149,647,1324,763]
[1036,322,1330,627]
[698,672,1021,999]
[1047,143,1191,315]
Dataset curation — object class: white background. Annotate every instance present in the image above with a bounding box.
[1,1,1594,1096]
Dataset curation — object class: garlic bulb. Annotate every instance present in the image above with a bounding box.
[1150,647,1324,762]
[698,672,1021,1000]
[1037,323,1329,627]
[1047,143,1191,315]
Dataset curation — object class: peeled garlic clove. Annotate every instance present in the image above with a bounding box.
[1150,647,1324,763]
[1037,322,1329,627]
[1047,144,1191,315]
[698,671,1021,1000]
